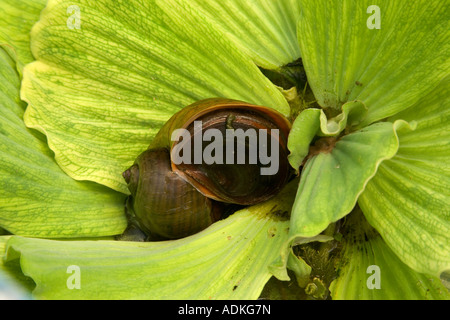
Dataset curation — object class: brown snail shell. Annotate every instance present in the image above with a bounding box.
[123,98,292,240]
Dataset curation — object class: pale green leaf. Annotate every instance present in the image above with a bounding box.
[0,46,127,238]
[289,121,412,238]
[287,108,321,171]
[22,0,290,194]
[317,100,368,137]
[330,212,449,300]
[0,0,46,72]
[297,0,449,126]
[288,101,367,171]
[3,183,296,300]
[0,236,34,300]
[269,233,332,283]
[358,77,450,277]
[160,0,301,69]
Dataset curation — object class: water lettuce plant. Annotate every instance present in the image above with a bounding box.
[0,0,448,300]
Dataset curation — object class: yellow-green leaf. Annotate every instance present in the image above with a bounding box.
[22,0,290,194]
[358,77,450,277]
[160,0,301,69]
[3,183,296,300]
[330,212,449,300]
[0,0,46,72]
[0,46,127,238]
[297,0,449,125]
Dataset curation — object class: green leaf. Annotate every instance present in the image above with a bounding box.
[320,100,368,136]
[0,46,127,238]
[358,77,450,277]
[297,0,449,126]
[160,0,301,69]
[289,120,412,238]
[330,212,449,300]
[269,233,332,283]
[288,101,367,171]
[287,108,321,171]
[0,0,46,72]
[3,183,296,300]
[0,236,34,299]
[317,100,368,137]
[22,0,290,194]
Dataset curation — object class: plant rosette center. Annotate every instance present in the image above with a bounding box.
[0,0,448,300]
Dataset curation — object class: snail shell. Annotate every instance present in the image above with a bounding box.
[123,98,292,240]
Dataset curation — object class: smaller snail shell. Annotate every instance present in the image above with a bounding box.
[123,98,292,240]
[124,148,222,240]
